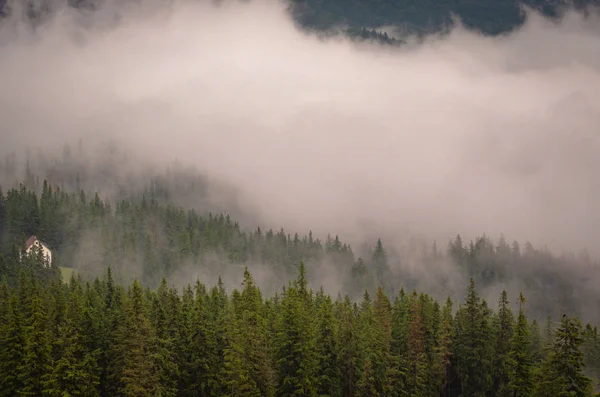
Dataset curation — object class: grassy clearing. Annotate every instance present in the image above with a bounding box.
[59,266,78,282]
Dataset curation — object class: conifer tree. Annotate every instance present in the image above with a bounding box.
[188,281,213,396]
[582,325,600,394]
[18,295,53,396]
[388,290,410,397]
[177,283,195,396]
[356,290,377,396]
[225,269,275,397]
[529,320,544,364]
[493,290,515,397]
[208,277,229,396]
[453,278,493,397]
[535,314,593,397]
[314,290,341,397]
[275,280,317,397]
[223,289,262,397]
[0,292,25,396]
[508,293,533,397]
[372,239,390,291]
[41,287,100,397]
[103,283,128,397]
[149,279,179,397]
[371,286,392,396]
[434,297,454,397]
[406,291,428,397]
[338,296,361,397]
[117,280,161,397]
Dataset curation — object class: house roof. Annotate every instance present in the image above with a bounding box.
[26,235,38,249]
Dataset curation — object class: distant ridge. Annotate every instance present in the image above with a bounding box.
[1,0,599,37]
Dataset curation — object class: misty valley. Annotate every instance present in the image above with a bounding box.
[2,0,600,396]
[0,143,599,396]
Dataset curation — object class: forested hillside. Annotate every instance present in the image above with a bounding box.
[1,146,600,395]
[1,257,600,396]
[1,145,599,325]
[1,0,600,394]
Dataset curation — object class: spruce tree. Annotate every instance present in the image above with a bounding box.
[371,286,392,396]
[18,295,53,396]
[0,292,25,396]
[338,296,361,397]
[406,291,428,397]
[453,278,493,397]
[388,290,410,397]
[41,290,100,397]
[275,282,317,397]
[493,290,514,397]
[434,297,454,397]
[529,319,544,364]
[223,288,262,397]
[535,315,593,397]
[224,269,274,397]
[117,280,161,397]
[314,290,341,397]
[372,239,390,291]
[149,279,179,397]
[508,293,533,397]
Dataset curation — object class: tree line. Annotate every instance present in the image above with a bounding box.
[0,153,599,395]
[0,177,599,324]
[1,258,599,396]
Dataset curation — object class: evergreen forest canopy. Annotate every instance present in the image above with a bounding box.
[1,2,600,396]
[1,143,600,323]
[1,144,600,396]
[2,0,600,38]
[2,251,600,396]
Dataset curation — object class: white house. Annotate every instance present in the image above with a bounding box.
[25,235,52,267]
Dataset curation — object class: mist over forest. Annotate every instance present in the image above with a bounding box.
[0,141,599,324]
[1,1,600,396]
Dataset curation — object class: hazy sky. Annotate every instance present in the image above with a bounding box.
[1,0,600,255]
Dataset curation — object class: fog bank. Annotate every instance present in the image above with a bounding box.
[1,0,600,256]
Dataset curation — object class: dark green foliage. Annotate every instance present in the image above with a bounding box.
[534,315,594,397]
[337,296,361,397]
[508,293,533,397]
[0,261,598,396]
[0,292,25,396]
[224,269,275,397]
[453,278,494,397]
[117,280,161,396]
[372,239,390,292]
[0,178,598,327]
[19,295,53,396]
[275,264,318,397]
[41,286,100,397]
[314,289,341,397]
[0,170,600,396]
[435,297,454,397]
[492,290,515,397]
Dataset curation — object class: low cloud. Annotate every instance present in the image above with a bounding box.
[1,0,600,259]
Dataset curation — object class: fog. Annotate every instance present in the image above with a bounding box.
[1,0,600,259]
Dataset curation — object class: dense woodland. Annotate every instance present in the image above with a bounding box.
[0,144,599,322]
[2,0,600,394]
[1,146,600,395]
[1,255,600,396]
